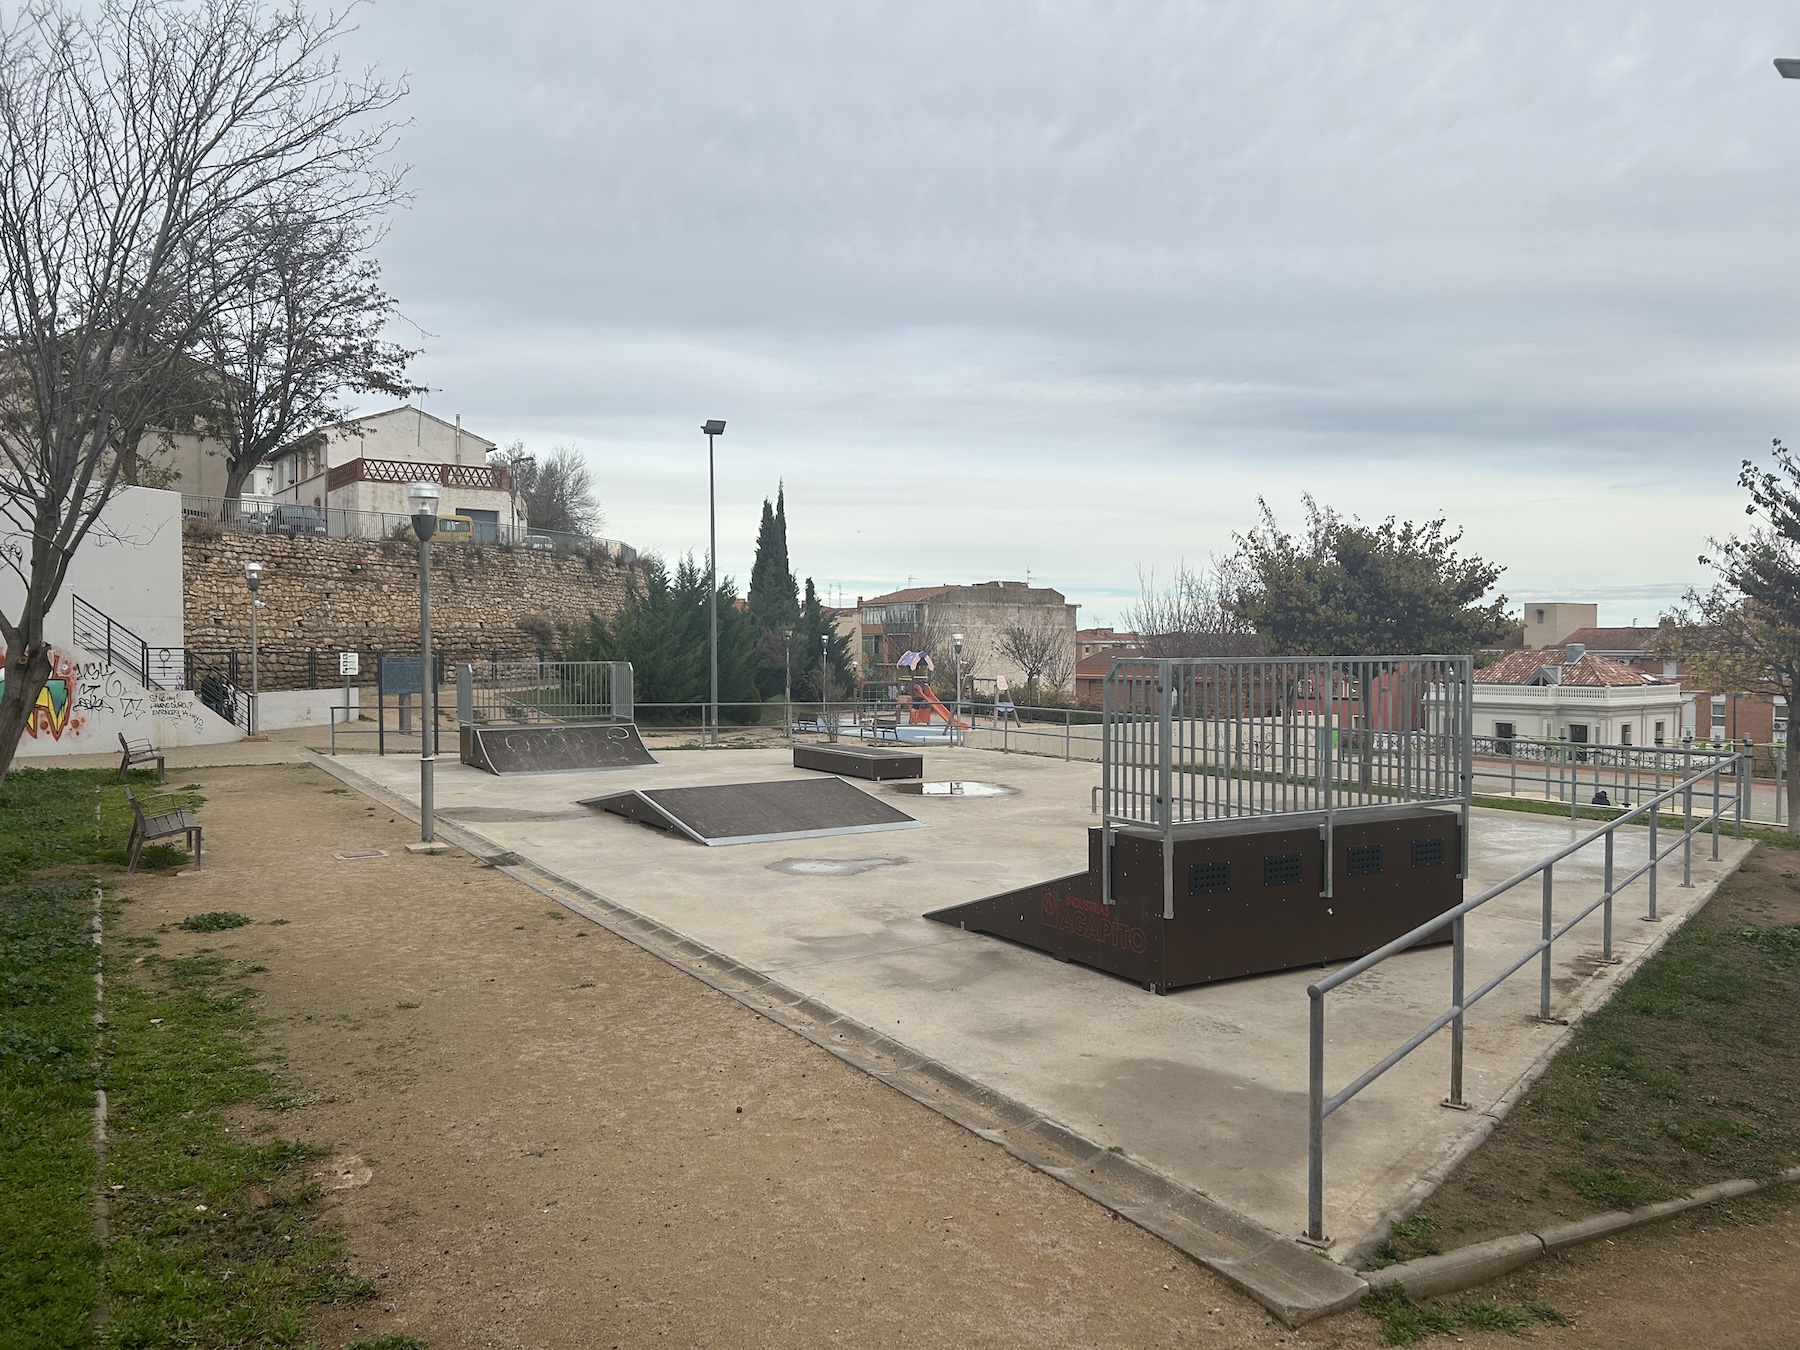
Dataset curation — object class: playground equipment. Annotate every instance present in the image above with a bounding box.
[895,651,964,731]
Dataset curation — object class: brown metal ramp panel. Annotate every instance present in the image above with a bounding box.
[583,777,925,846]
[462,722,656,774]
[792,743,924,780]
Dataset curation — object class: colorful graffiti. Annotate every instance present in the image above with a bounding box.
[0,646,85,740]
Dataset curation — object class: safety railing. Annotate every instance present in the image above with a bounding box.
[1471,733,1742,820]
[1303,751,1746,1243]
[71,597,178,691]
[457,659,633,726]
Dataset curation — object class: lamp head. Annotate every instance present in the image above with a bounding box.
[406,480,442,541]
[1778,58,1800,78]
[953,632,964,653]
[701,419,726,436]
[244,560,264,592]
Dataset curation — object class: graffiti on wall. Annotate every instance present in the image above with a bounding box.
[0,646,85,740]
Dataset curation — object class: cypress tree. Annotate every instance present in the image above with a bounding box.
[749,484,801,698]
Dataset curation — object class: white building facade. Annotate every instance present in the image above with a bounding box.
[1474,647,1687,749]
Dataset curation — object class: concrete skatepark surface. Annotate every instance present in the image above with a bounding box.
[338,743,1751,1261]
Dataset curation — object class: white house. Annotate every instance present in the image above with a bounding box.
[269,405,523,542]
[1474,644,1687,750]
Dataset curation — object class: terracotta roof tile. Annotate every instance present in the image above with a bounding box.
[1476,649,1662,687]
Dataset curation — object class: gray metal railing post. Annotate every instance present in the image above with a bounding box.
[1539,865,1554,1021]
[1713,766,1722,861]
[1681,785,1693,887]
[1647,809,1660,922]
[1736,753,1747,839]
[1602,829,1615,962]
[1447,915,1466,1108]
[1307,989,1325,1243]
[1065,709,1071,762]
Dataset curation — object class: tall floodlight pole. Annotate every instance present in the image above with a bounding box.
[702,420,726,746]
[244,562,264,735]
[953,632,964,748]
[407,481,442,845]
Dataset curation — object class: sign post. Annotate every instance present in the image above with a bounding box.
[339,651,360,729]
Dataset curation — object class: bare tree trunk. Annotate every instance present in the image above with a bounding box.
[1787,740,1798,837]
[0,641,53,782]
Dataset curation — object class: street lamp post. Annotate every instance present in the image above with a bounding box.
[407,481,442,846]
[244,562,264,735]
[953,632,964,747]
[782,626,794,747]
[702,420,726,746]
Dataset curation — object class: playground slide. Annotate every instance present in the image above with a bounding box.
[912,683,964,730]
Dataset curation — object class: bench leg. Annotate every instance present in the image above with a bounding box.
[190,827,202,871]
[128,830,143,874]
[156,755,166,786]
[118,752,130,782]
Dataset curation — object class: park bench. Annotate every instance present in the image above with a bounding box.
[124,784,201,873]
[117,733,165,784]
[864,711,901,742]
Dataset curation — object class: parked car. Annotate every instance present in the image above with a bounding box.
[521,534,554,551]
[263,504,327,538]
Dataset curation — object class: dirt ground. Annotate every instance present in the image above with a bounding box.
[112,761,1800,1348]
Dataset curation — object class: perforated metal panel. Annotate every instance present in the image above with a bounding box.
[1346,843,1384,876]
[1411,836,1446,869]
[1189,860,1232,895]
[1264,852,1304,887]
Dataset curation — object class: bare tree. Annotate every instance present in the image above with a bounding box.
[491,442,602,536]
[0,0,404,778]
[196,203,416,502]
[1124,555,1264,658]
[996,610,1074,697]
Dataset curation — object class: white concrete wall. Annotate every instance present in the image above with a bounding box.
[11,646,239,758]
[252,686,358,730]
[1,486,186,654]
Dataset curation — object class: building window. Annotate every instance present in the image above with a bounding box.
[1711,696,1727,736]
[1534,608,1545,623]
[1494,721,1514,755]
[1620,725,1632,746]
[1654,721,1665,746]
[1776,696,1789,746]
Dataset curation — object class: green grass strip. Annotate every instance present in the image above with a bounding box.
[0,883,103,1347]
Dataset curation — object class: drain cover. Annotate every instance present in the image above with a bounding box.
[889,781,1016,798]
[334,849,388,861]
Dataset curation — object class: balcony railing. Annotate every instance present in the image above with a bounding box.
[325,457,510,493]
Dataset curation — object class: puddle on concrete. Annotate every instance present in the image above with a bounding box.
[889,781,1017,798]
[767,857,910,877]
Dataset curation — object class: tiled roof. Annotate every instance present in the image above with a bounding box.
[1476,649,1662,687]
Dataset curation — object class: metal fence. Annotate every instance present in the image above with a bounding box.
[179,493,637,561]
[1096,656,1474,917]
[457,660,633,726]
[1304,750,1746,1244]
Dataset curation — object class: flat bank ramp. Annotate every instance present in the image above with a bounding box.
[461,723,657,775]
[581,777,924,846]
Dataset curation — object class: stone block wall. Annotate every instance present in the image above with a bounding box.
[182,524,631,690]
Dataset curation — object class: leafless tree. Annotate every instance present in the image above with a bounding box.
[0,0,403,778]
[197,203,416,502]
[1124,555,1265,658]
[997,611,1074,696]
[491,441,602,536]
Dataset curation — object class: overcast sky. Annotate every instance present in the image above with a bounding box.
[336,2,1800,628]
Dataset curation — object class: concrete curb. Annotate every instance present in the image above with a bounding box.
[1362,1166,1800,1299]
[304,752,1367,1328]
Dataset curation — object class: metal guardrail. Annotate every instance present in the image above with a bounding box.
[72,597,173,691]
[1098,656,1474,918]
[178,493,637,561]
[458,660,633,726]
[1303,751,1746,1243]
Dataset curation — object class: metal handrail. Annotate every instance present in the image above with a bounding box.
[1303,752,1746,1242]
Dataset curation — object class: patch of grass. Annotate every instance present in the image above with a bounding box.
[1475,793,1800,851]
[0,767,200,883]
[133,843,190,871]
[101,949,372,1345]
[346,1337,427,1350]
[1367,1213,1440,1269]
[177,911,254,933]
[0,883,102,1345]
[1362,1286,1571,1345]
[1418,848,1800,1245]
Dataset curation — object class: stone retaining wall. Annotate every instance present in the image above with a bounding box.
[182,524,631,690]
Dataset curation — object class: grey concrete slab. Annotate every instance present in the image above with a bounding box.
[335,744,1749,1260]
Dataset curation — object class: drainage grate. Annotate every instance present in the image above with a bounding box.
[1411,836,1446,869]
[1264,852,1304,887]
[1189,859,1231,895]
[1346,844,1384,877]
[334,849,388,861]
